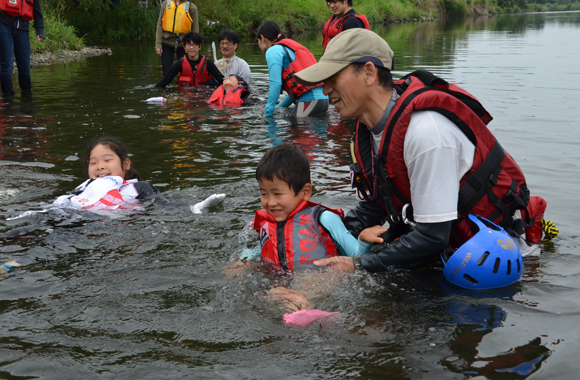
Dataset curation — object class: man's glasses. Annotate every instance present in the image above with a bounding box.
[220,41,234,47]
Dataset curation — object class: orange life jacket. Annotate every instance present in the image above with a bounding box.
[322,13,370,50]
[178,55,213,87]
[253,200,343,271]
[272,39,322,102]
[207,84,248,106]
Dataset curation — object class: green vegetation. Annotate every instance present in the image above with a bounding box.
[29,2,85,53]
[30,0,580,53]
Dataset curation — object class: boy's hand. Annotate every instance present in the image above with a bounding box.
[266,287,312,312]
[359,225,389,244]
[313,256,355,273]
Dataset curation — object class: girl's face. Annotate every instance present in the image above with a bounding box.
[257,36,271,54]
[88,144,131,179]
[223,75,240,88]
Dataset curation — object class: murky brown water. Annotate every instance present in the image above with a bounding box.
[1,11,579,379]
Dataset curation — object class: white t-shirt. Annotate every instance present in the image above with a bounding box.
[215,55,251,83]
[403,110,475,223]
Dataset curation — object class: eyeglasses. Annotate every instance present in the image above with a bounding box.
[219,41,234,47]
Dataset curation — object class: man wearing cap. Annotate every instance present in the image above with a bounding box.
[295,28,545,273]
[322,0,370,50]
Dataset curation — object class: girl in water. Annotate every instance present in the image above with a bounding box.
[256,21,329,118]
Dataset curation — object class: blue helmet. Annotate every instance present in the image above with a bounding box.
[441,214,523,290]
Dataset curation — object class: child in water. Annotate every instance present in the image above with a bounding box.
[1,137,159,274]
[235,143,386,323]
[207,75,250,107]
[155,31,224,89]
[54,137,159,211]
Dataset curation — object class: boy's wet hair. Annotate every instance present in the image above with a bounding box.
[256,143,310,195]
[218,29,240,46]
[83,137,141,181]
[182,31,203,46]
[233,75,250,91]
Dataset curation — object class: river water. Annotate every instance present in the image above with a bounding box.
[1,11,579,379]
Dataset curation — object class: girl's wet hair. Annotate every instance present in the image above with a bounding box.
[256,21,286,42]
[83,137,141,181]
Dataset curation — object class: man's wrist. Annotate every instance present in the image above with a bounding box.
[353,255,365,271]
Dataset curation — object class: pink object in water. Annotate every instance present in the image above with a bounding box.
[283,309,342,328]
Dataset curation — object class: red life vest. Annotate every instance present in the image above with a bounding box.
[322,13,370,50]
[351,70,546,246]
[253,200,344,271]
[178,55,213,87]
[272,39,323,102]
[207,84,248,106]
[0,0,34,20]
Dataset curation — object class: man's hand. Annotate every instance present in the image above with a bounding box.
[359,225,388,244]
[37,35,45,42]
[313,256,355,273]
[156,48,163,57]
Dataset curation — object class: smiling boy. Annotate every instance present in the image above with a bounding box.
[322,0,370,50]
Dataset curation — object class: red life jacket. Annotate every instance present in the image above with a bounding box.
[253,200,344,271]
[0,0,34,20]
[322,13,370,50]
[178,55,213,87]
[207,84,248,106]
[350,70,546,246]
[272,39,323,102]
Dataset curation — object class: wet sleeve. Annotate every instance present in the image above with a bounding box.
[155,60,182,87]
[206,60,224,85]
[237,58,251,84]
[265,47,284,116]
[319,211,372,257]
[344,199,388,238]
[359,221,452,273]
[134,181,160,200]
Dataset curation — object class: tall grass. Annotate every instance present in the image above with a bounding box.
[29,2,85,53]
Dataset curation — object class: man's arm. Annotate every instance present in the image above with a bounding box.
[344,199,388,238]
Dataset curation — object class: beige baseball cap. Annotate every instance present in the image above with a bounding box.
[295,28,394,86]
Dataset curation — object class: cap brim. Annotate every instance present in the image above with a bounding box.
[294,61,350,86]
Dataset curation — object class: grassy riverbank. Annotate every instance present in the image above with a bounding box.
[32,0,580,51]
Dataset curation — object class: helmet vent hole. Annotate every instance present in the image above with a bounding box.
[477,251,490,266]
[517,258,521,273]
[507,260,512,276]
[463,274,478,285]
[493,258,501,274]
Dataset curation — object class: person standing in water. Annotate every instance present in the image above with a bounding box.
[0,0,45,96]
[155,0,199,76]
[215,29,251,84]
[155,31,223,88]
[322,0,370,50]
[256,21,328,118]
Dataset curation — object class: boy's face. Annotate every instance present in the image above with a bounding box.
[258,177,312,222]
[184,41,200,60]
[327,0,349,16]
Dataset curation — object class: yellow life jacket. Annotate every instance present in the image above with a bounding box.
[162,0,193,34]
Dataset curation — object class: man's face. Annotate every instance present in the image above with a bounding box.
[220,38,237,59]
[323,65,365,120]
[327,0,349,16]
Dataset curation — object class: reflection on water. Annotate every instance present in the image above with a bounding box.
[1,11,580,379]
